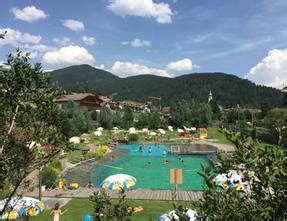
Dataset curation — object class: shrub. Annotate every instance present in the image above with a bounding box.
[50,159,62,173]
[86,151,105,159]
[128,133,139,142]
[41,167,58,188]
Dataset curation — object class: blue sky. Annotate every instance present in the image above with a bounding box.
[0,0,287,88]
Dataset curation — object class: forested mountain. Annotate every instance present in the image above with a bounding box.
[50,64,284,108]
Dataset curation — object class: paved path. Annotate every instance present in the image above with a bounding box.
[26,187,202,201]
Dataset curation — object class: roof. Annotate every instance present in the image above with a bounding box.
[57,93,96,102]
[99,96,111,102]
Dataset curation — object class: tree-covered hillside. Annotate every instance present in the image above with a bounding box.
[50,64,283,108]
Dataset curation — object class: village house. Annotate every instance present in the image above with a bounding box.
[56,93,104,110]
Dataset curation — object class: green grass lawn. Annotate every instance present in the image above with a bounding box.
[31,198,174,221]
[207,127,233,145]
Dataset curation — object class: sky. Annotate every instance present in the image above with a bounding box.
[0,0,287,89]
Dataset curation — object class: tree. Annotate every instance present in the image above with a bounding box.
[260,101,272,119]
[121,107,134,129]
[148,113,162,129]
[90,189,133,221]
[170,101,212,128]
[225,108,246,127]
[0,50,63,215]
[112,111,122,127]
[209,100,222,120]
[195,132,287,220]
[264,108,287,147]
[136,113,149,128]
[98,106,113,129]
[190,103,212,127]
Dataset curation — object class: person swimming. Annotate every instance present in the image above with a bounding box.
[147,161,152,167]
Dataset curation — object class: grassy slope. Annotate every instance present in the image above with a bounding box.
[31,198,173,221]
[207,127,233,145]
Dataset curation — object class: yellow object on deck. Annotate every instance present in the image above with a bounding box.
[58,179,63,189]
[198,128,208,139]
[70,183,79,189]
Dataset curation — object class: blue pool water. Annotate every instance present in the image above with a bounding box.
[118,144,170,156]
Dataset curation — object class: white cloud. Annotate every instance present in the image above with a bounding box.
[107,0,173,24]
[0,28,41,47]
[111,61,171,78]
[0,61,10,69]
[94,64,105,69]
[166,58,193,72]
[82,36,95,46]
[62,19,85,31]
[121,38,150,47]
[22,44,53,53]
[42,45,95,68]
[11,6,47,23]
[23,51,38,59]
[121,41,129,45]
[210,38,271,58]
[53,37,72,46]
[245,49,287,89]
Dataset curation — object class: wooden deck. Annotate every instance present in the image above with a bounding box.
[26,187,202,201]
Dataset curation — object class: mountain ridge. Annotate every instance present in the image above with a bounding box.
[50,64,283,108]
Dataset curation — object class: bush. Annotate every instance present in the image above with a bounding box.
[86,151,105,159]
[128,133,139,142]
[50,159,62,173]
[41,167,58,188]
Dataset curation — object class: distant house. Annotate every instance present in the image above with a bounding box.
[56,93,104,110]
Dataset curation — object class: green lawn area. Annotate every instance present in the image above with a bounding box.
[207,127,233,145]
[31,198,174,221]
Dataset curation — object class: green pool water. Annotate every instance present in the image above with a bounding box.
[91,144,209,190]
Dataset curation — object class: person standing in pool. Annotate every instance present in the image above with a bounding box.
[163,149,167,157]
[148,147,152,155]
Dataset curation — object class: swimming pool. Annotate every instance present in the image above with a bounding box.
[91,144,210,190]
[119,144,170,156]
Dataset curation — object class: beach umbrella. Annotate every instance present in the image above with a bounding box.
[157,209,197,221]
[158,129,166,135]
[100,174,136,190]
[97,127,104,131]
[94,131,102,137]
[167,126,173,131]
[69,136,80,144]
[0,196,44,220]
[128,127,137,134]
[149,132,157,136]
[142,128,149,133]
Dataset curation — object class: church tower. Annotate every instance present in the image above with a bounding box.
[208,90,213,103]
